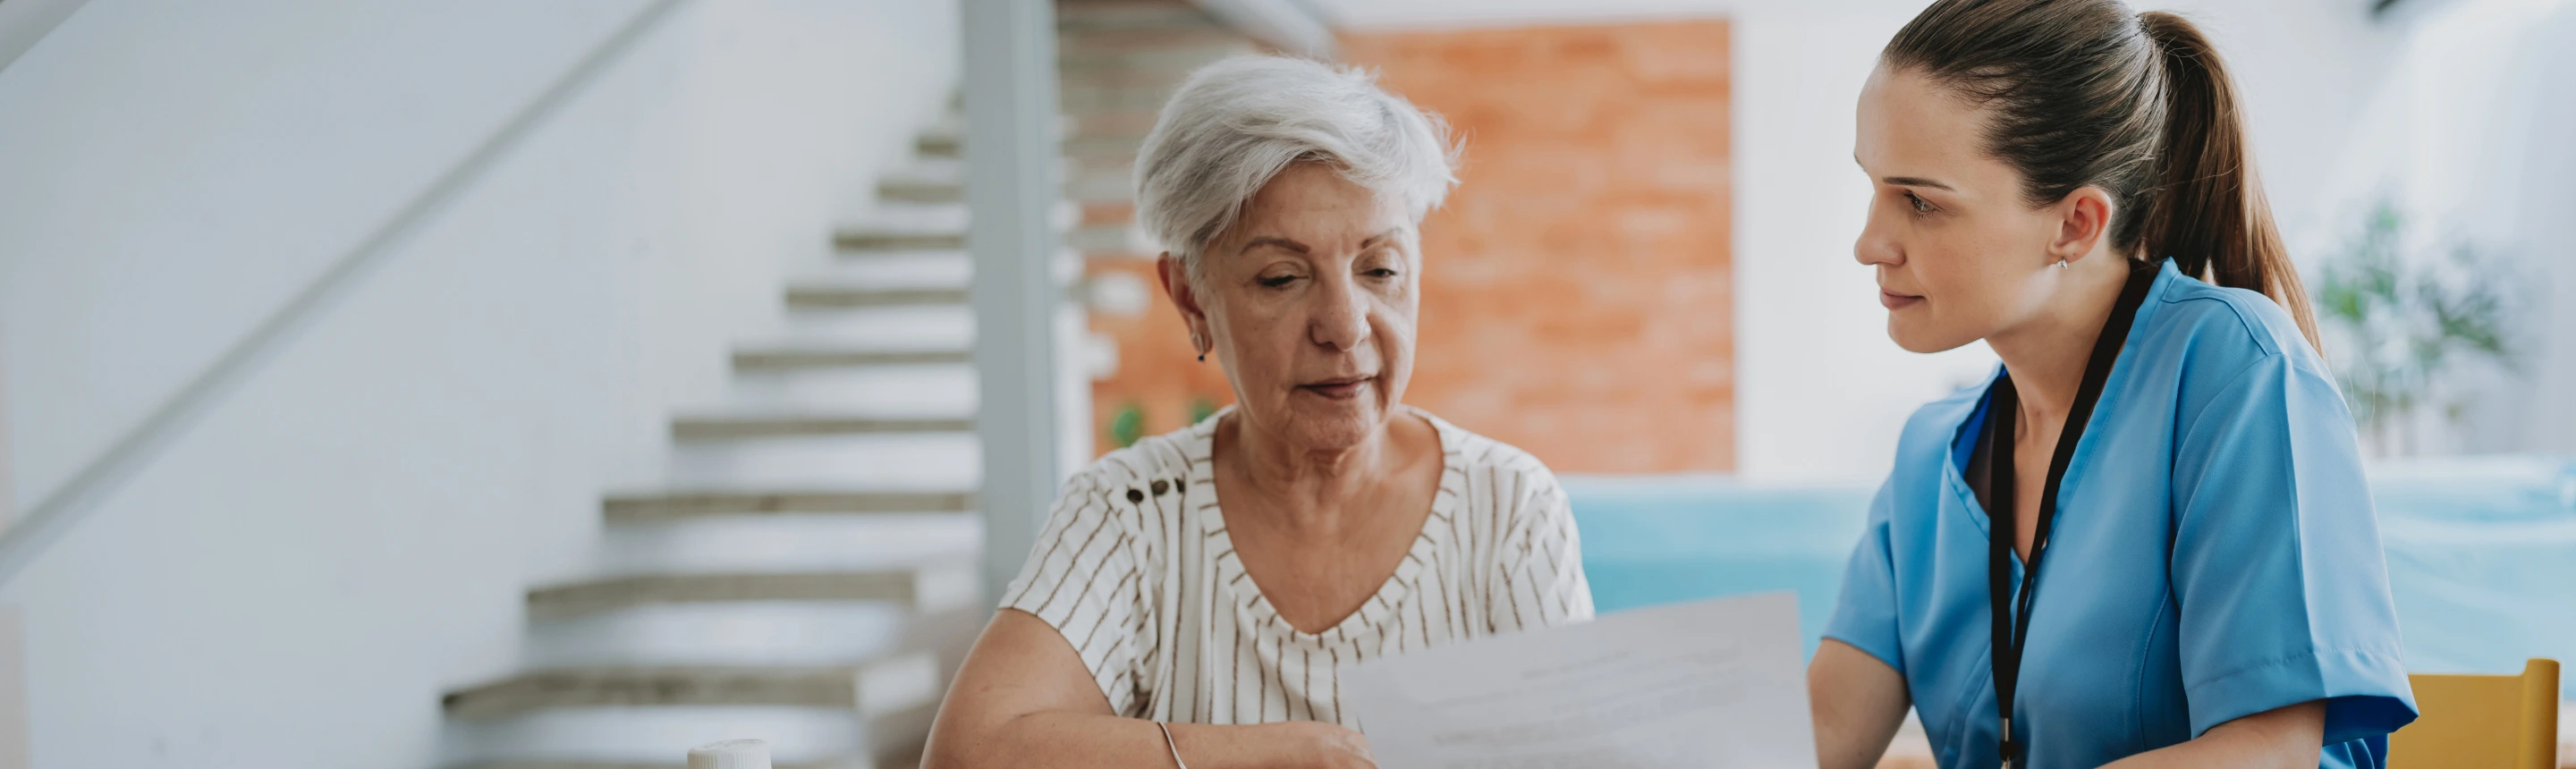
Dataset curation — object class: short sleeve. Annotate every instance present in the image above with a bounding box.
[1487,466,1596,633]
[1000,472,1149,715]
[2169,353,2418,742]
[1824,478,1905,672]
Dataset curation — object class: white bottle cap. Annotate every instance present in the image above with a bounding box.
[688,739,772,769]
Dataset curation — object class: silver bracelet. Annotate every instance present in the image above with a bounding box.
[1157,721,1190,769]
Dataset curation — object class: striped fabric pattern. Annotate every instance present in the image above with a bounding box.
[1001,407,1594,727]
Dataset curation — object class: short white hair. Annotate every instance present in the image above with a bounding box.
[1133,55,1460,272]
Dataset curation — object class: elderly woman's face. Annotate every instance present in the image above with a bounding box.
[1191,163,1419,452]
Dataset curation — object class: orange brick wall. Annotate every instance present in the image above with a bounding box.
[1089,20,1735,473]
[1087,255,1235,448]
[1343,21,1735,472]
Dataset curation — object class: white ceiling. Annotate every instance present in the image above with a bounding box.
[1306,0,1935,31]
[1304,0,2390,32]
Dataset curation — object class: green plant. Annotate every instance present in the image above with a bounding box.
[1188,398,1218,426]
[2311,201,2516,454]
[1108,402,1147,449]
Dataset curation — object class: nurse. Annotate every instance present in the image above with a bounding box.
[1810,2,2419,769]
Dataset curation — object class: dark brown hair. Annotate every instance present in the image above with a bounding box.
[1883,0,2321,349]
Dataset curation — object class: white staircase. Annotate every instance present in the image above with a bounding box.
[436,3,1265,766]
[438,115,996,769]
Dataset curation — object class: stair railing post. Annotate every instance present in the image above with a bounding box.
[963,0,1068,604]
[0,329,21,767]
[1,328,13,533]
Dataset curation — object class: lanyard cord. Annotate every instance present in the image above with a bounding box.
[1987,260,2158,768]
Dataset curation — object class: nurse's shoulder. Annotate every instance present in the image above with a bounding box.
[2148,270,2321,366]
[2141,267,2343,427]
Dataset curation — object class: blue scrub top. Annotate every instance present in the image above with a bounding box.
[1825,259,2419,769]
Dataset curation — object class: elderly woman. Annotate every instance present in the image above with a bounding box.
[922,55,1593,768]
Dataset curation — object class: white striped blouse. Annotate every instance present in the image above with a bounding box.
[1000,406,1595,727]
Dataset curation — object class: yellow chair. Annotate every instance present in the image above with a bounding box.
[2389,658,2561,769]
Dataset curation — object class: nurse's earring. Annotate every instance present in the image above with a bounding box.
[2055,258,2070,270]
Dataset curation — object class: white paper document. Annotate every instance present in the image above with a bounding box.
[1343,592,1818,769]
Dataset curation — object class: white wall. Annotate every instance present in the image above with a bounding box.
[2323,0,2576,456]
[1318,0,2415,481]
[0,0,957,765]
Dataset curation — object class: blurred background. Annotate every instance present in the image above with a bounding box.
[0,0,2568,766]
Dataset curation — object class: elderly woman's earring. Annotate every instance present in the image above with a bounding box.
[1192,334,1206,362]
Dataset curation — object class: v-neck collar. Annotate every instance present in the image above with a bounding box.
[1182,405,1463,641]
[1940,258,2182,544]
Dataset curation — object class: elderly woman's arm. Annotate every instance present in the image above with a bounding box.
[922,609,1376,769]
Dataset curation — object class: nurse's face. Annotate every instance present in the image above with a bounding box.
[1852,65,2075,353]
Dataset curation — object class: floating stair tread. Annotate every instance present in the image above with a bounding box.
[1057,25,1248,54]
[451,700,939,768]
[909,115,1075,159]
[782,284,970,308]
[671,412,973,441]
[732,346,973,370]
[1055,1,1224,32]
[872,165,1128,207]
[603,490,974,521]
[871,183,1130,207]
[874,178,961,205]
[527,570,945,621]
[834,230,965,252]
[443,655,937,719]
[916,130,960,158]
[792,255,971,293]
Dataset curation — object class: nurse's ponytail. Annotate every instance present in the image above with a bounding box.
[2133,12,2318,351]
[1884,0,2323,351]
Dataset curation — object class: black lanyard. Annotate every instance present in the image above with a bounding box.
[1986,259,2157,768]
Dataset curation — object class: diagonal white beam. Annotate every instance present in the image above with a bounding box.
[0,0,92,74]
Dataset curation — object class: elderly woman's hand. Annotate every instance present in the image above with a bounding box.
[927,609,1385,769]
[1277,721,1378,769]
